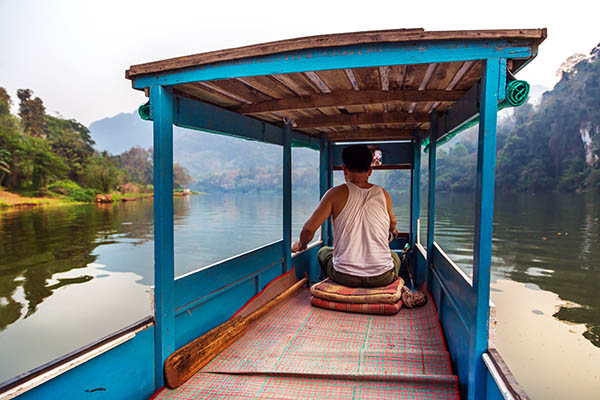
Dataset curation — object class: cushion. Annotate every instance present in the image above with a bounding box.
[310,277,404,304]
[311,296,402,315]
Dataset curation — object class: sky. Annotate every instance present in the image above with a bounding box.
[1,0,599,126]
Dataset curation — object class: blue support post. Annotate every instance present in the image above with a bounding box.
[319,134,330,246]
[326,141,333,246]
[282,123,292,273]
[468,58,502,400]
[426,114,438,291]
[150,85,175,390]
[174,95,318,148]
[410,137,421,249]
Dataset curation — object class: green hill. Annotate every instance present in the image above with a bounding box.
[395,43,600,194]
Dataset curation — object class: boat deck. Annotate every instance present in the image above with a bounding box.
[154,288,459,399]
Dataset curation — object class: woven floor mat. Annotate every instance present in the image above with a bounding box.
[155,289,459,399]
[156,373,458,399]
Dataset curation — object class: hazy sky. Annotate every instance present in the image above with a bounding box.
[1,0,598,125]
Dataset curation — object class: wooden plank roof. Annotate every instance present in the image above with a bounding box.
[126,28,546,142]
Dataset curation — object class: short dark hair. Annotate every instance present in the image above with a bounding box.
[341,145,373,172]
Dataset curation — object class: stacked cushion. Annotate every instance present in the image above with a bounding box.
[310,277,404,315]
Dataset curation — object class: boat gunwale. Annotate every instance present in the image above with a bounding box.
[0,316,154,395]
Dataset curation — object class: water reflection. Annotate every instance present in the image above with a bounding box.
[0,201,155,331]
[433,191,600,347]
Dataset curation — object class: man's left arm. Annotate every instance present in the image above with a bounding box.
[291,188,335,252]
[383,189,399,238]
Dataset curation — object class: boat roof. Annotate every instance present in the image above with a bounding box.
[126,28,546,142]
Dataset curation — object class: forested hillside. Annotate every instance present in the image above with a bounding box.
[434,44,600,193]
[90,112,321,193]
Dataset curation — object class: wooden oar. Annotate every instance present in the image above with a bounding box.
[164,277,308,389]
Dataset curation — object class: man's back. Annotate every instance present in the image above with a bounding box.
[332,182,393,276]
[291,144,400,288]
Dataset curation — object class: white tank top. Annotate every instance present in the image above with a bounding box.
[332,182,393,277]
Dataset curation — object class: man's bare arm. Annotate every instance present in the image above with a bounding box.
[383,189,399,238]
[291,188,336,252]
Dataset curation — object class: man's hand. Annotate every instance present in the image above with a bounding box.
[291,241,306,253]
[391,227,399,239]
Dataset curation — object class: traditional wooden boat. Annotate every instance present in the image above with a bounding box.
[0,28,546,399]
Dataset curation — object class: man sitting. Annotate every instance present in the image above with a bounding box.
[291,145,400,288]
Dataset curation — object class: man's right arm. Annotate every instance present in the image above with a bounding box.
[291,187,338,252]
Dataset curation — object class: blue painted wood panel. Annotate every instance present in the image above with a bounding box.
[132,40,533,88]
[389,237,408,252]
[438,83,479,139]
[331,142,412,167]
[439,290,471,399]
[283,124,292,273]
[326,143,333,246]
[319,134,330,248]
[486,371,505,400]
[433,244,476,324]
[468,58,501,400]
[151,85,175,389]
[174,96,319,149]
[426,114,438,291]
[410,138,421,247]
[414,245,428,288]
[18,327,155,400]
[175,280,257,349]
[429,250,473,397]
[292,243,323,283]
[420,242,475,397]
[174,240,283,313]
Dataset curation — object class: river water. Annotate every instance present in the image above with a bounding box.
[0,190,599,398]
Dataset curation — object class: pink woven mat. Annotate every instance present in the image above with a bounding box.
[155,289,458,400]
[155,373,459,399]
[312,277,402,296]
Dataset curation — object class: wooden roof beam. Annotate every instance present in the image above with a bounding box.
[295,111,430,129]
[327,128,416,142]
[236,89,465,115]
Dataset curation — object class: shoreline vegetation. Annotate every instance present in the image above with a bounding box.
[0,187,202,210]
[0,87,197,209]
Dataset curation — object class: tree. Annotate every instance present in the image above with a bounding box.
[117,146,153,185]
[173,163,192,188]
[0,87,11,116]
[0,88,26,188]
[0,149,10,185]
[17,89,46,138]
[26,137,68,189]
[46,116,95,182]
[83,153,122,193]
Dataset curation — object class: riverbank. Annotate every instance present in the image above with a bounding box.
[0,188,203,209]
[0,189,73,208]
